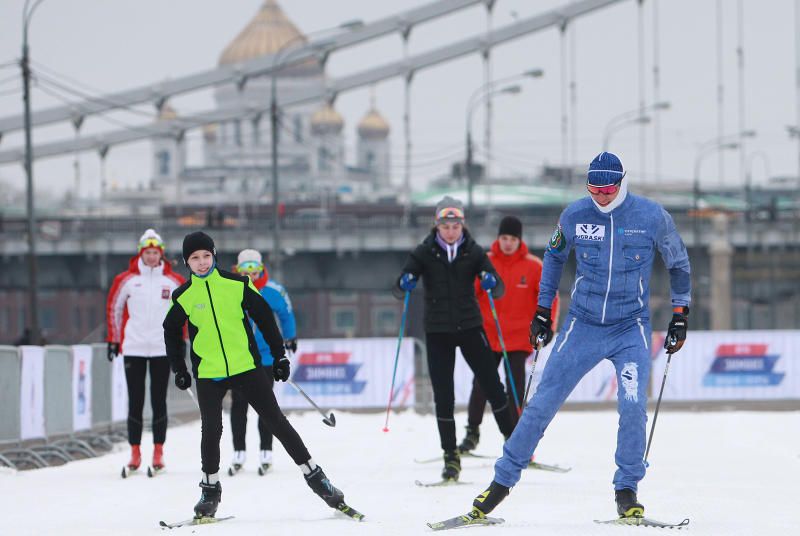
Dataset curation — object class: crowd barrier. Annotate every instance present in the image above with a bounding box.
[1,331,797,470]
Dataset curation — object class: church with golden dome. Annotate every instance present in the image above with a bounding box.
[152,0,391,205]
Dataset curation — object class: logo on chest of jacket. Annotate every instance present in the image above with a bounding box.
[518,275,528,288]
[161,287,171,300]
[194,303,206,310]
[575,223,605,241]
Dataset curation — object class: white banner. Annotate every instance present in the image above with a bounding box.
[453,333,667,405]
[274,338,415,409]
[652,330,800,401]
[19,346,45,440]
[111,355,128,422]
[71,345,93,431]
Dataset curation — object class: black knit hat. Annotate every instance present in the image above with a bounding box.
[497,216,523,239]
[182,231,216,264]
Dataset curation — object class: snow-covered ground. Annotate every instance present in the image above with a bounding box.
[3,409,798,535]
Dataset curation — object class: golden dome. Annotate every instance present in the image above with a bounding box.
[218,0,320,74]
[158,104,177,121]
[311,103,344,135]
[357,109,390,139]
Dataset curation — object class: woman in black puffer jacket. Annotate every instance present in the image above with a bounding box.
[395,197,515,482]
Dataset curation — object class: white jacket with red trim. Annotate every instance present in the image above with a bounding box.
[106,256,185,357]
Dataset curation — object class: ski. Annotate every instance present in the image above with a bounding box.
[527,461,571,473]
[415,452,493,464]
[159,515,235,529]
[594,517,690,529]
[147,466,165,477]
[121,465,142,478]
[335,502,365,521]
[415,479,473,488]
[427,510,505,531]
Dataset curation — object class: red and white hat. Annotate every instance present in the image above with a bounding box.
[138,228,165,253]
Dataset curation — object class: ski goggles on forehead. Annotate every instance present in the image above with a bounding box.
[236,260,264,275]
[436,207,464,221]
[586,180,622,195]
[138,238,164,251]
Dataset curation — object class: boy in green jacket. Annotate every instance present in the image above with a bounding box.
[163,231,353,521]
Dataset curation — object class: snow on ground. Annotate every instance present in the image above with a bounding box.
[3,409,799,535]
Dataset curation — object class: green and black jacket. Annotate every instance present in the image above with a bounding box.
[163,267,285,379]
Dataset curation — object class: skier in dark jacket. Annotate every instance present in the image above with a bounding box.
[395,197,515,482]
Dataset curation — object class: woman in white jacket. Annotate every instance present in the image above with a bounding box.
[106,229,185,474]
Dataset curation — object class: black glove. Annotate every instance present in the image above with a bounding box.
[284,338,298,354]
[174,370,192,390]
[107,342,120,362]
[530,306,553,349]
[273,356,291,382]
[664,308,689,355]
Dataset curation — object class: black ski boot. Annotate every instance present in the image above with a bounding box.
[615,488,645,518]
[441,449,461,481]
[472,480,510,517]
[458,426,480,453]
[194,481,222,519]
[305,465,345,508]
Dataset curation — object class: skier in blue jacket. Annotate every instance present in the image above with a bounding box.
[467,152,691,520]
[228,249,298,475]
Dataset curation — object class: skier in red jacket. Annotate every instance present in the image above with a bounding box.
[459,216,559,453]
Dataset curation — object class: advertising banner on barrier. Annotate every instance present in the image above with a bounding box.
[72,345,93,431]
[453,343,627,406]
[652,330,800,401]
[111,355,128,422]
[19,346,45,440]
[274,338,415,410]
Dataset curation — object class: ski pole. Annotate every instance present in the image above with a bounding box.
[523,336,545,407]
[287,378,336,427]
[185,387,199,409]
[644,342,674,466]
[383,290,411,432]
[486,290,522,415]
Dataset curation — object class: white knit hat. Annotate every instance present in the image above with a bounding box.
[237,249,262,265]
[138,228,164,252]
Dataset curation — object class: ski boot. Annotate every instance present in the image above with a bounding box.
[304,464,345,508]
[152,443,165,470]
[615,488,645,518]
[258,450,273,476]
[442,450,461,482]
[127,444,141,470]
[458,426,480,453]
[473,480,511,516]
[227,450,246,476]
[194,476,222,519]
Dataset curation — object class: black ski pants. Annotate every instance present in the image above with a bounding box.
[466,351,528,429]
[196,367,310,475]
[230,366,274,451]
[124,356,170,445]
[425,328,515,451]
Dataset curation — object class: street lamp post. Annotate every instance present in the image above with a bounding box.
[465,84,521,211]
[601,101,670,151]
[21,0,47,345]
[268,20,362,280]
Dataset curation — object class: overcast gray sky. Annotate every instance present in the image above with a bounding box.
[0,0,796,201]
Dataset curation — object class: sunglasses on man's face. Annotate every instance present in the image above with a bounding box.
[587,181,622,196]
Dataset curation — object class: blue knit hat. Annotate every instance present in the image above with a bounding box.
[587,152,626,187]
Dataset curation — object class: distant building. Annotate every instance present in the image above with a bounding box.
[149,0,392,206]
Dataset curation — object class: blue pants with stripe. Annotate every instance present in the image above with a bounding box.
[494,315,652,492]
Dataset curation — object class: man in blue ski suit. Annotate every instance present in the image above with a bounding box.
[468,152,691,520]
[228,249,298,474]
